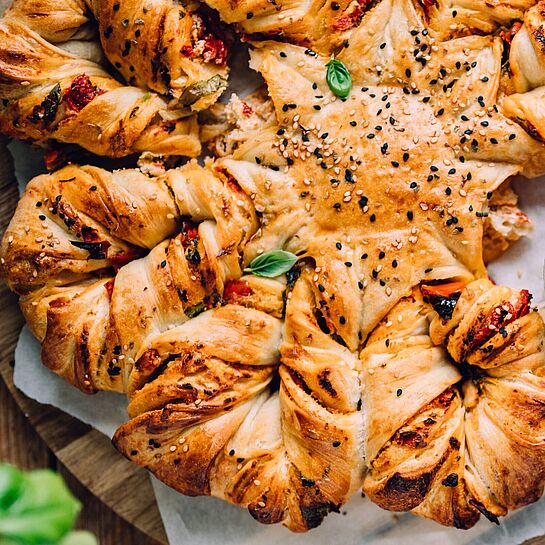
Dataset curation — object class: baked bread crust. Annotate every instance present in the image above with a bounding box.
[6,0,230,111]
[363,279,545,528]
[200,0,373,54]
[2,0,545,534]
[0,19,201,157]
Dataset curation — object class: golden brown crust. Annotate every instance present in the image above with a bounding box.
[1,162,257,391]
[201,0,373,55]
[114,272,365,532]
[423,0,538,41]
[362,280,545,528]
[483,181,532,263]
[6,0,230,111]
[5,0,93,43]
[0,19,201,157]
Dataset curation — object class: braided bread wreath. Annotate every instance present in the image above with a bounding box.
[0,0,369,160]
[3,0,545,535]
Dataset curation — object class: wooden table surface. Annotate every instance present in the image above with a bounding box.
[0,370,161,544]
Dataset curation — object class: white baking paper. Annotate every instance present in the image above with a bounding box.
[8,46,545,544]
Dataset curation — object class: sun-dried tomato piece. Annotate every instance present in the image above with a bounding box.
[223,279,253,302]
[108,247,148,269]
[180,219,200,247]
[421,281,466,320]
[63,74,105,112]
[202,34,228,65]
[332,4,363,31]
[467,290,531,351]
[500,21,523,45]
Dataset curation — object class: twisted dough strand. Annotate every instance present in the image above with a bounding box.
[0,19,200,157]
[114,270,365,531]
[420,0,537,40]
[1,162,366,531]
[502,1,545,141]
[362,279,545,528]
[6,0,230,111]
[1,162,257,392]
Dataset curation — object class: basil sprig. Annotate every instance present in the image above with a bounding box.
[326,58,352,98]
[0,464,96,545]
[244,250,298,278]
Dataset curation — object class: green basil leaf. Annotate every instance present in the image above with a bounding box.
[245,250,298,278]
[326,59,352,98]
[0,465,81,545]
[179,75,228,106]
[185,301,206,318]
[0,466,23,512]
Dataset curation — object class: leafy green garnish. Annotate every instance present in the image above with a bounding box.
[244,250,298,278]
[185,301,205,318]
[326,58,352,98]
[0,465,81,545]
[179,75,228,106]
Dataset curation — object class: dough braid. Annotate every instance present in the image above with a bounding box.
[362,279,545,528]
[6,0,230,111]
[1,162,256,392]
[114,269,365,532]
[0,19,200,157]
[1,163,366,531]
[503,1,545,141]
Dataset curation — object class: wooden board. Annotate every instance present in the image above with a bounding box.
[0,136,168,544]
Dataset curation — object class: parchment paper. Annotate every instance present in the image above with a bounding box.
[8,46,545,543]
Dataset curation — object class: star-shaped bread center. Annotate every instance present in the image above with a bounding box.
[218,0,545,349]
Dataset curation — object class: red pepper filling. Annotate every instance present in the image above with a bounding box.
[394,389,456,449]
[332,1,370,31]
[202,34,228,65]
[421,281,466,321]
[180,219,199,247]
[500,21,523,45]
[223,279,253,302]
[108,247,148,269]
[63,75,104,112]
[416,0,438,15]
[44,149,63,171]
[104,279,115,297]
[214,166,245,194]
[241,102,253,117]
[466,290,531,352]
[184,12,229,66]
